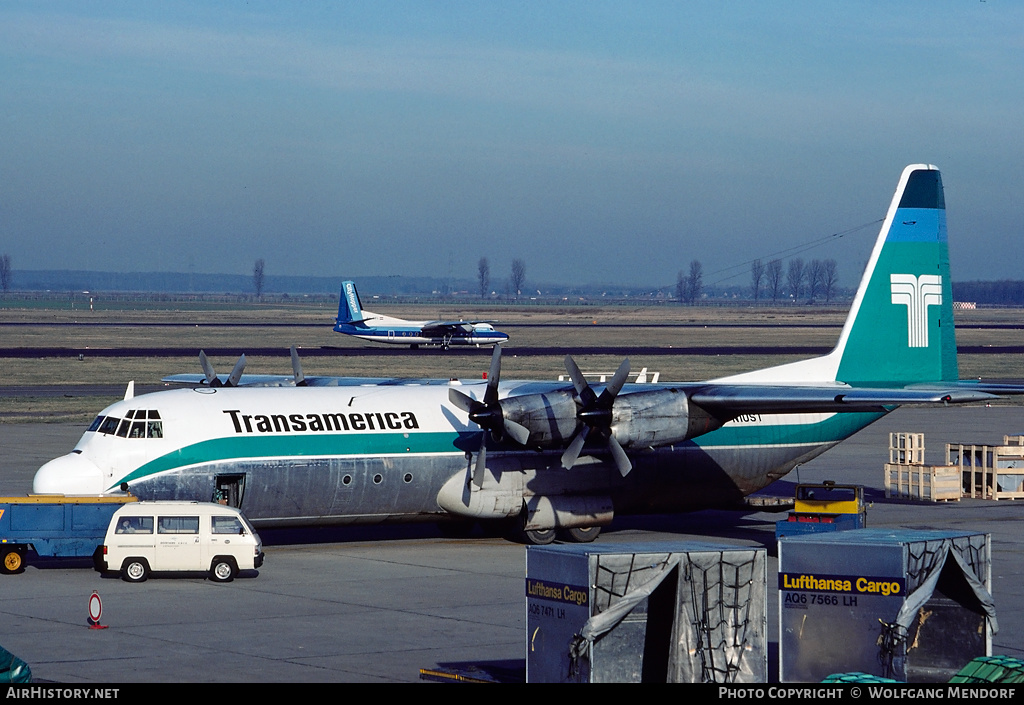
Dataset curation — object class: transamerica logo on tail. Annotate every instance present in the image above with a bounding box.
[890,274,942,348]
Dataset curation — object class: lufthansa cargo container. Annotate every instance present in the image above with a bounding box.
[779,529,993,683]
[526,542,766,683]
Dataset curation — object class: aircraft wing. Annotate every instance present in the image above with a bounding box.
[162,373,303,387]
[420,321,479,334]
[160,373,455,388]
[687,384,999,416]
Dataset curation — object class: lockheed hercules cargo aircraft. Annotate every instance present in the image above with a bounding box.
[333,280,509,349]
[34,165,1020,544]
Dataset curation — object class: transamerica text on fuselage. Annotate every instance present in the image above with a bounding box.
[222,409,421,434]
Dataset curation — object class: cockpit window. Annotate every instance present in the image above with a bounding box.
[92,410,164,439]
[98,416,121,435]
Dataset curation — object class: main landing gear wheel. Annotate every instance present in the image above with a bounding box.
[520,528,557,545]
[559,526,602,543]
[2,548,24,574]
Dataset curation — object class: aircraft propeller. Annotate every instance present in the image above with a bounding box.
[561,355,633,476]
[448,345,530,487]
[198,350,246,387]
[289,346,307,387]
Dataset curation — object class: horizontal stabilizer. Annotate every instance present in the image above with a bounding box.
[690,385,996,415]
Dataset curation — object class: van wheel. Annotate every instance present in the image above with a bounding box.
[210,557,237,583]
[122,558,149,583]
[2,547,24,574]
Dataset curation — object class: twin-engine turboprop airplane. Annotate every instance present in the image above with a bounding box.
[33,165,1021,544]
[333,280,509,349]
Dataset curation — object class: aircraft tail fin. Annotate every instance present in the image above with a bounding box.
[336,281,366,326]
[717,164,957,386]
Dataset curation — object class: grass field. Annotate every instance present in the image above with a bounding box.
[2,301,1023,422]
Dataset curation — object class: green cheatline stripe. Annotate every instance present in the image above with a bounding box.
[114,412,884,487]
[689,412,884,448]
[117,430,469,485]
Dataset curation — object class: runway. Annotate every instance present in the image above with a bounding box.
[1,344,1022,358]
[1,405,1023,682]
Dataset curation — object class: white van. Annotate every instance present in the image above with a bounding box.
[97,501,264,583]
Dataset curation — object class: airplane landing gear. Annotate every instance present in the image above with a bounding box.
[559,526,601,543]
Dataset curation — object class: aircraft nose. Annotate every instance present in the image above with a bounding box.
[33,452,105,494]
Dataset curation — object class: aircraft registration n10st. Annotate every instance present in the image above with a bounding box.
[33,165,1023,544]
[333,280,509,349]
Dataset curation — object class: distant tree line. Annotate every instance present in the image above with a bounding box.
[476,256,527,299]
[0,254,11,293]
[751,257,838,304]
[952,281,1024,306]
[676,256,840,305]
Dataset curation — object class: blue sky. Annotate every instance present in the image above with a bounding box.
[1,2,1021,288]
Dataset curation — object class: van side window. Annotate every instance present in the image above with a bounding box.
[115,516,154,534]
[158,516,200,534]
[211,516,244,535]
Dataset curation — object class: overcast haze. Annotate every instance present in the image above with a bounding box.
[2,2,1021,290]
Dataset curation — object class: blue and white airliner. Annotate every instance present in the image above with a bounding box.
[333,281,509,349]
[33,166,1024,544]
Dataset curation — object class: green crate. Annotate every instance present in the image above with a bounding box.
[949,656,1024,684]
[822,672,902,683]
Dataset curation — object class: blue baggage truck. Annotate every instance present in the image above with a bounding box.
[1,495,137,574]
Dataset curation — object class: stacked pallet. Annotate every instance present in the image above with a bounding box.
[884,432,1024,501]
[884,433,960,502]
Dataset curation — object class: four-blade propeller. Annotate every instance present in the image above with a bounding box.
[448,345,529,487]
[199,350,246,387]
[561,355,633,476]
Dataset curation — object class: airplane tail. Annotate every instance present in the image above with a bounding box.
[718,164,957,387]
[336,281,366,326]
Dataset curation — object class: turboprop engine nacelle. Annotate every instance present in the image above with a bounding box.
[498,390,579,448]
[499,387,722,451]
[609,388,723,448]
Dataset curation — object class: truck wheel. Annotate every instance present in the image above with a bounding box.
[210,557,237,583]
[122,558,149,583]
[2,548,24,574]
